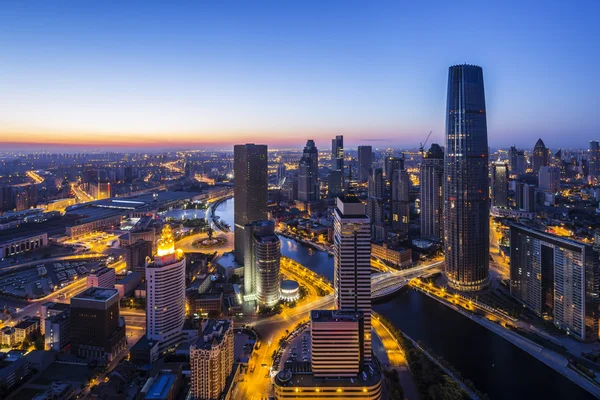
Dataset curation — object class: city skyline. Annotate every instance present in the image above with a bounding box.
[1,1,599,150]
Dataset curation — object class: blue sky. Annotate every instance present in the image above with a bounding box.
[0,0,598,150]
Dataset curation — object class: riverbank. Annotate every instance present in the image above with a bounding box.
[413,284,600,398]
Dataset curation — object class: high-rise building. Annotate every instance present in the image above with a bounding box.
[384,157,404,180]
[538,166,560,193]
[189,319,234,400]
[420,143,444,241]
[124,239,153,276]
[589,141,600,184]
[86,267,116,289]
[357,146,372,183]
[532,138,549,175]
[70,287,126,361]
[515,182,536,212]
[332,135,344,171]
[297,140,319,202]
[443,64,490,291]
[97,181,112,200]
[310,310,363,378]
[366,168,384,225]
[510,225,600,341]
[333,195,372,364]
[491,161,509,208]
[146,225,186,352]
[233,144,268,265]
[243,220,281,306]
[391,168,410,234]
[327,169,344,198]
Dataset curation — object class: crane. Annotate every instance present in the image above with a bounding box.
[420,131,433,156]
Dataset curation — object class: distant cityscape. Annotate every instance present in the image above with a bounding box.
[0,64,600,400]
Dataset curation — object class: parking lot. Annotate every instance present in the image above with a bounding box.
[272,324,311,373]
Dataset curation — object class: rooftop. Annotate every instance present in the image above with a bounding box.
[72,287,118,301]
[310,310,362,323]
[144,373,177,399]
[275,367,381,389]
[192,319,232,350]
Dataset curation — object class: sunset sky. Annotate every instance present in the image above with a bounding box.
[1,1,599,151]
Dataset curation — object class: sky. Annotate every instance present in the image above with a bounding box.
[0,0,598,152]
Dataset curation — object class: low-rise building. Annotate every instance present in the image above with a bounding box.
[1,327,16,347]
[86,267,116,289]
[114,272,142,299]
[186,292,223,317]
[0,232,48,259]
[14,318,40,343]
[370,242,412,268]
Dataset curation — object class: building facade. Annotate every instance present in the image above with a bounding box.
[443,64,490,291]
[532,138,549,175]
[298,140,319,202]
[86,267,116,289]
[391,168,410,234]
[243,220,281,306]
[420,143,444,241]
[358,146,372,183]
[334,195,372,364]
[233,144,268,265]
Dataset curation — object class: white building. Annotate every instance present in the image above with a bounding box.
[333,195,372,364]
[146,226,186,352]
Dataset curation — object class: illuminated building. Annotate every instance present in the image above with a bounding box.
[510,225,600,341]
[233,144,268,265]
[491,161,509,207]
[443,64,490,291]
[532,138,549,175]
[298,139,319,202]
[86,267,116,289]
[243,220,281,306]
[357,146,372,183]
[515,182,536,212]
[391,168,410,234]
[538,166,560,193]
[189,319,234,400]
[279,280,300,302]
[97,181,112,200]
[420,143,444,241]
[334,194,372,364]
[146,225,186,352]
[332,135,344,171]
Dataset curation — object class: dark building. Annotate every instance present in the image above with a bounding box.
[589,141,600,183]
[491,161,509,208]
[366,168,384,226]
[124,239,153,276]
[532,138,549,175]
[297,140,319,202]
[233,144,268,265]
[357,146,372,183]
[331,135,344,172]
[70,287,126,361]
[515,182,536,212]
[420,143,444,241]
[443,64,490,291]
[384,157,404,180]
[328,169,344,198]
[509,146,526,175]
[391,168,410,234]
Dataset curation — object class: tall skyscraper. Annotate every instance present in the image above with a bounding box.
[515,182,536,212]
[146,225,186,352]
[297,140,319,202]
[328,169,344,198]
[70,287,126,361]
[234,144,268,265]
[420,143,444,241]
[243,220,281,306]
[444,64,490,291]
[357,146,373,183]
[332,135,344,171]
[333,195,372,363]
[491,161,509,208]
[366,168,384,226]
[384,156,404,180]
[532,138,549,174]
[190,319,234,400]
[391,168,410,234]
[589,141,600,183]
[510,225,600,341]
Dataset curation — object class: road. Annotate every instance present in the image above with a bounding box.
[489,219,510,279]
[71,183,95,202]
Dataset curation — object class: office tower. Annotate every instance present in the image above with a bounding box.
[124,165,133,183]
[509,146,518,172]
[124,239,153,276]
[357,146,373,183]
[310,310,363,377]
[86,267,116,289]
[332,135,344,171]
[146,225,186,352]
[510,225,600,341]
[97,181,112,200]
[190,319,234,400]
[516,150,526,175]
[0,186,14,211]
[491,161,509,208]
[328,169,344,198]
[532,138,549,174]
[366,168,384,225]
[233,144,268,265]
[391,168,410,234]
[538,166,561,193]
[297,140,319,202]
[515,182,536,212]
[420,143,444,240]
[70,287,126,361]
[443,64,490,291]
[243,220,281,306]
[384,157,404,180]
[45,308,71,352]
[333,195,371,363]
[590,141,600,183]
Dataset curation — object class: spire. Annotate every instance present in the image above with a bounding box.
[156,224,175,256]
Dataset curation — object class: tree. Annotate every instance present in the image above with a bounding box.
[35,335,45,350]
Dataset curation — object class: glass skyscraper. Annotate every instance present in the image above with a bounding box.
[443,64,490,291]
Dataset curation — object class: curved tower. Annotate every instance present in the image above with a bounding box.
[444,64,490,291]
[253,220,281,307]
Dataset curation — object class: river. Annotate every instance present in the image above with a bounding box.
[214,197,594,399]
